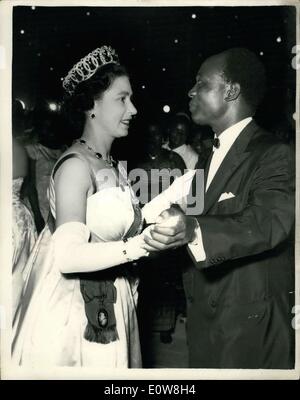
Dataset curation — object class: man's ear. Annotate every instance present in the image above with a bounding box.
[224,82,241,102]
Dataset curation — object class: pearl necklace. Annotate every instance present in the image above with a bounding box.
[75,139,117,167]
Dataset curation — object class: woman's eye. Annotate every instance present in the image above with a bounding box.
[120,97,126,103]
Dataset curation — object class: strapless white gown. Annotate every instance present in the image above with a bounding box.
[12,153,142,369]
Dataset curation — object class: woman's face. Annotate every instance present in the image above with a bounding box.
[92,75,137,139]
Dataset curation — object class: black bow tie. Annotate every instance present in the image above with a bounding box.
[213,138,220,149]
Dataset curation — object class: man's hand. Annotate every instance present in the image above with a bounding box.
[143,205,198,251]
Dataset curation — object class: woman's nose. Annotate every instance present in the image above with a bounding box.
[129,100,137,116]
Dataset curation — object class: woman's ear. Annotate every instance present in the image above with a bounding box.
[85,98,97,119]
[224,82,241,102]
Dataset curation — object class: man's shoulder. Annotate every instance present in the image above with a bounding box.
[244,124,294,175]
[248,122,293,154]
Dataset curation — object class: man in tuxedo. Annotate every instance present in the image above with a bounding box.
[144,48,295,369]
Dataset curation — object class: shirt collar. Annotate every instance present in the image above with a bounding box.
[213,117,253,151]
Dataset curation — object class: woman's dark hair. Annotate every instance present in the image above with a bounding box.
[62,63,129,138]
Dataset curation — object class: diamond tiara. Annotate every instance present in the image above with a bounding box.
[62,45,120,95]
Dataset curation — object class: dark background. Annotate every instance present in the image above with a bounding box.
[12,5,296,159]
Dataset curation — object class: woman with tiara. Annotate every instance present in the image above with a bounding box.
[12,46,153,368]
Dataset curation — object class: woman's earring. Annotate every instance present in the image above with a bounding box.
[90,113,95,119]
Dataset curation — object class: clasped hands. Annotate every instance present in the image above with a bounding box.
[142,205,198,252]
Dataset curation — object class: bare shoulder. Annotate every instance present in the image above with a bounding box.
[54,146,93,194]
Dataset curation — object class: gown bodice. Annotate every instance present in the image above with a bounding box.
[48,153,142,241]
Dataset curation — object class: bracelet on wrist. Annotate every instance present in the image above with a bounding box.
[122,238,132,262]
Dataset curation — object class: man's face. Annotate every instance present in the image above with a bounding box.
[169,122,188,149]
[188,55,228,126]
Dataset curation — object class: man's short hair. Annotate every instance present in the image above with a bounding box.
[222,48,266,111]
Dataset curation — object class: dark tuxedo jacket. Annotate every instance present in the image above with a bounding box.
[183,120,295,368]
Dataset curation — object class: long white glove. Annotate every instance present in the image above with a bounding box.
[142,170,196,223]
[52,221,150,274]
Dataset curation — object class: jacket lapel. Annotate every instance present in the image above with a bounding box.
[203,120,260,214]
[204,151,213,184]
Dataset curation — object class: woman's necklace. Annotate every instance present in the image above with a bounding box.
[75,138,117,167]
[76,139,139,209]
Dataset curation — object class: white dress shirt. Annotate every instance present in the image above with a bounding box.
[206,117,252,191]
[189,117,253,261]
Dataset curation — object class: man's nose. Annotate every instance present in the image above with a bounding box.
[188,86,196,98]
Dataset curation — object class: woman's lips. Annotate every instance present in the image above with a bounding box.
[121,120,130,127]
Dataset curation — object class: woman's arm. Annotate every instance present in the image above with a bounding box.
[53,158,148,274]
[54,157,90,227]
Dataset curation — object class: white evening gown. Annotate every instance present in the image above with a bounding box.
[12,152,142,369]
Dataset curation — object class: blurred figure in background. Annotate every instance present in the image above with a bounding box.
[136,121,186,203]
[270,88,296,145]
[25,110,66,223]
[164,113,198,170]
[12,100,38,324]
[190,126,214,169]
[134,120,187,366]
